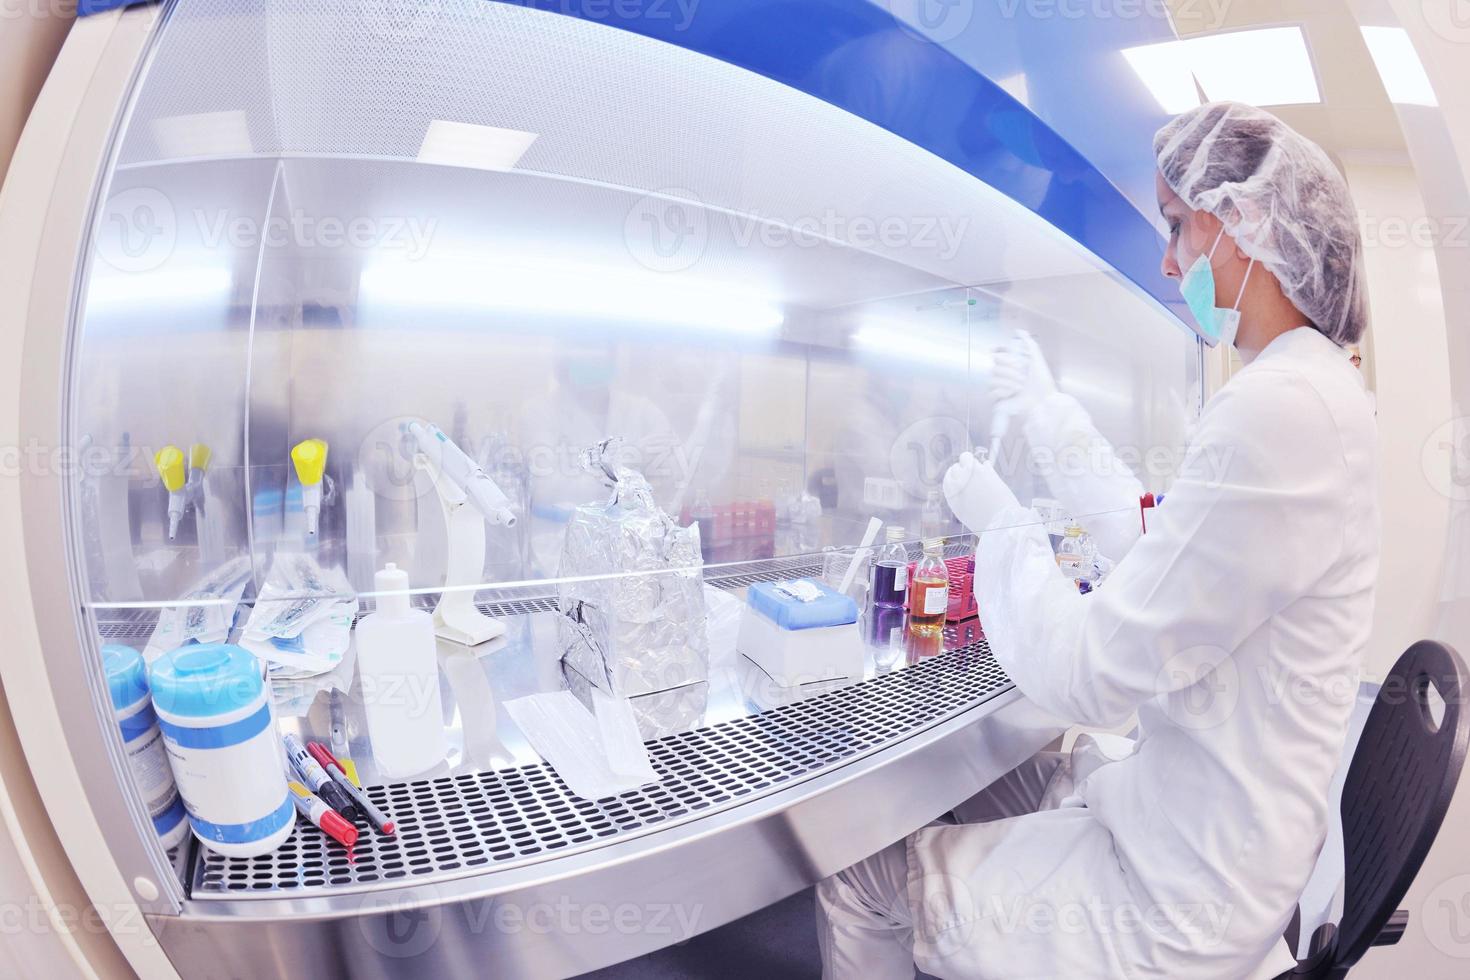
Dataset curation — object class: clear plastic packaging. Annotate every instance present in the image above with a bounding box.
[503,690,657,800]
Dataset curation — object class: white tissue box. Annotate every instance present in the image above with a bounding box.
[737,603,863,687]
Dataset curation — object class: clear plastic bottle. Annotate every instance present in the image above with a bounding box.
[870,525,910,609]
[906,539,950,639]
[1056,524,1089,581]
[356,563,446,778]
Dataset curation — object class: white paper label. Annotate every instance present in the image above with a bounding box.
[923,585,949,616]
[163,723,288,826]
[895,567,907,592]
[127,726,180,818]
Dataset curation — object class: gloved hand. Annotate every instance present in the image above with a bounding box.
[991,330,1058,422]
[943,451,1020,533]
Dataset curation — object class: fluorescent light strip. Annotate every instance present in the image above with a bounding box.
[360,259,784,336]
[418,120,539,171]
[1361,27,1438,107]
[87,268,233,309]
[852,324,972,371]
[1187,27,1321,106]
[1122,42,1201,114]
[1123,27,1321,112]
[150,110,253,159]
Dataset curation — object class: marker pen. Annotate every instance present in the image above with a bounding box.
[284,733,359,822]
[287,780,358,850]
[307,741,395,836]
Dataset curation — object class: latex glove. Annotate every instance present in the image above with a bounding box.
[943,452,1020,534]
[991,330,1058,421]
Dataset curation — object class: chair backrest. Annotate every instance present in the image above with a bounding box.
[1334,639,1470,969]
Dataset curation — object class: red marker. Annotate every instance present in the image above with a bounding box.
[288,780,358,850]
[307,741,396,836]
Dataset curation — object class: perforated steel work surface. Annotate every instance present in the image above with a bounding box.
[191,640,1008,899]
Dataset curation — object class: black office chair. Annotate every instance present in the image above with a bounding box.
[1277,639,1469,979]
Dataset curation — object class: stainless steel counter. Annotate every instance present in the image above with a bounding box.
[125,559,1064,978]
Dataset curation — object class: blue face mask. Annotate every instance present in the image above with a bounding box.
[1179,227,1254,348]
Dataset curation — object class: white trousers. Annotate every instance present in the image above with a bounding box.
[815,753,1070,980]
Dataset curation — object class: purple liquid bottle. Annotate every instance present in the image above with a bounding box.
[870,526,910,608]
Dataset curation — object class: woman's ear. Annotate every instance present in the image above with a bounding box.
[1221,201,1263,260]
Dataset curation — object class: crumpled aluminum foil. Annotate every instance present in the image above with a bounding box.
[557,438,709,697]
[562,661,709,740]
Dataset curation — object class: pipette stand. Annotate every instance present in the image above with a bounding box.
[416,455,506,646]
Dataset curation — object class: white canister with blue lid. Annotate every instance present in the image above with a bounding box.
[102,644,188,850]
[149,643,293,857]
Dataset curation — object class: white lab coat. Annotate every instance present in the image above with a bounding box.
[1020,392,1147,563]
[905,327,1380,979]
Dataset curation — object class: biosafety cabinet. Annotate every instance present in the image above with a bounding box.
[0,1,1204,976]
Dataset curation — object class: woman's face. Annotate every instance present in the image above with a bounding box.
[1156,172,1224,281]
[1156,172,1254,308]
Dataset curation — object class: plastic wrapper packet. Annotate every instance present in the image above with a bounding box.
[557,439,709,697]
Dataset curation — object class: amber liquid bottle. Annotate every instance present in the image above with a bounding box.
[906,539,950,640]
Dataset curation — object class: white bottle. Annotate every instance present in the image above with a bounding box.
[356,563,446,778]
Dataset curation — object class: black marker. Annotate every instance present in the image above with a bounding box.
[284,733,359,822]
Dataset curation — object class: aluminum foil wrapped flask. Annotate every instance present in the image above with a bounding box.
[557,439,709,697]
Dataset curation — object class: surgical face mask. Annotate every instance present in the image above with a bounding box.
[1179,227,1255,348]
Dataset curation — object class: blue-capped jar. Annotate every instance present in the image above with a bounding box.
[148,643,292,858]
[102,645,187,850]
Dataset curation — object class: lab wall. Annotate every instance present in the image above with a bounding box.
[1343,162,1452,681]
[0,5,73,183]
[1343,5,1470,977]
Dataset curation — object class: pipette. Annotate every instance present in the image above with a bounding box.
[186,443,211,519]
[406,421,517,528]
[839,517,884,597]
[990,402,1016,463]
[291,438,329,537]
[155,445,187,539]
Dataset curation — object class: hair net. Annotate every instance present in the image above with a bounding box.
[1154,102,1367,346]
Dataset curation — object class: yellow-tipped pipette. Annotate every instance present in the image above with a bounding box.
[291,438,329,536]
[155,445,187,539]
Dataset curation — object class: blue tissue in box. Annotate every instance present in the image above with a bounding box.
[747,579,858,631]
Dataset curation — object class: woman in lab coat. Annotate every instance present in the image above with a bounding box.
[816,102,1377,979]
